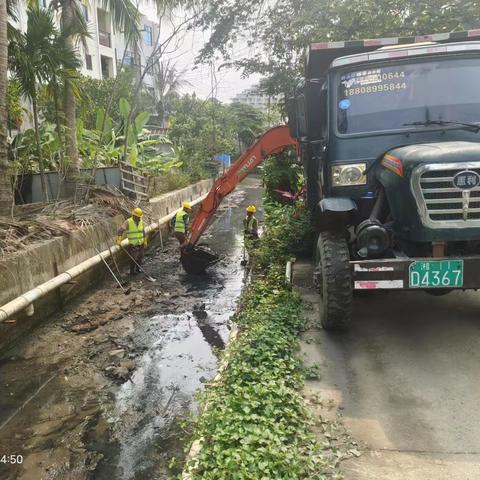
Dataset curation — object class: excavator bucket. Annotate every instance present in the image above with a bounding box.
[181,246,220,274]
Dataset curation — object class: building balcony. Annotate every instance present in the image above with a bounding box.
[99,30,111,47]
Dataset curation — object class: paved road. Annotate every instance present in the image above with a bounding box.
[295,260,480,480]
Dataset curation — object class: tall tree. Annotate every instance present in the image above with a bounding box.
[0,0,12,212]
[9,7,81,200]
[152,60,191,126]
[196,0,480,95]
[168,94,266,177]
[53,0,140,184]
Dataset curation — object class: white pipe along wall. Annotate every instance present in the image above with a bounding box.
[0,194,207,323]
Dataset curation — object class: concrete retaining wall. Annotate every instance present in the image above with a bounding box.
[149,179,211,219]
[0,179,212,354]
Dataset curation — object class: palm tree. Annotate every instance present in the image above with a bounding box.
[0,0,12,212]
[46,15,83,178]
[153,60,191,127]
[52,0,141,184]
[0,0,38,212]
[9,7,81,200]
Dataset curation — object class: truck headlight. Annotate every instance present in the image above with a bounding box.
[331,163,367,186]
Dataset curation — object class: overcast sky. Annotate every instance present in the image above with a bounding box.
[140,4,263,102]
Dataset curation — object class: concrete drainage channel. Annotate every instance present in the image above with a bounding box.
[0,176,262,480]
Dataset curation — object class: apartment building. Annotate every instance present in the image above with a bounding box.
[113,16,159,97]
[15,0,159,97]
[231,85,280,111]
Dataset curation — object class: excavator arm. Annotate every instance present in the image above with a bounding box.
[185,125,298,249]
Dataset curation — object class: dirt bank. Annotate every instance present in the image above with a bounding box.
[0,177,262,480]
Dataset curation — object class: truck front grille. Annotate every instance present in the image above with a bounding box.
[411,162,480,228]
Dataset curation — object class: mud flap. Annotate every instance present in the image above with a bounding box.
[315,197,358,232]
[181,246,220,274]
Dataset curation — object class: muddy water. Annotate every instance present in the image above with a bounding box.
[0,177,262,480]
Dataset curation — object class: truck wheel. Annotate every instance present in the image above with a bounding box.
[316,232,353,331]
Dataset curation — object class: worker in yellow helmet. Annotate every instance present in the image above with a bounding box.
[172,201,192,247]
[116,207,147,275]
[244,205,259,240]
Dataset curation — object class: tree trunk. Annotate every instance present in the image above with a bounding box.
[61,5,80,188]
[0,0,13,214]
[32,97,49,201]
[53,83,66,200]
[64,80,78,172]
[53,84,65,169]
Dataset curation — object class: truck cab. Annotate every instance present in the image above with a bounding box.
[288,31,480,330]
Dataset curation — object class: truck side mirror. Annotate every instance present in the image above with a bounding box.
[297,94,308,138]
[306,78,327,141]
[318,89,327,139]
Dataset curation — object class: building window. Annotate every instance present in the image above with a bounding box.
[85,54,93,70]
[101,55,112,79]
[124,50,135,66]
[143,25,153,46]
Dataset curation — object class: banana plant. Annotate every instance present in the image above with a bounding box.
[118,97,151,164]
[9,122,63,173]
[76,99,181,174]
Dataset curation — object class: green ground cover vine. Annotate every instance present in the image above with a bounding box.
[183,203,334,479]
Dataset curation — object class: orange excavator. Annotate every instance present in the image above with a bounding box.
[180,125,298,274]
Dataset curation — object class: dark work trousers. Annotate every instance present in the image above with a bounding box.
[128,244,145,274]
[174,232,186,245]
[244,234,259,252]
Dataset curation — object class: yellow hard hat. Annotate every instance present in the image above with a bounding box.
[182,201,192,210]
[132,207,143,218]
[246,205,256,213]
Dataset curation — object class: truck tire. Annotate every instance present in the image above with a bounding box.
[316,232,353,331]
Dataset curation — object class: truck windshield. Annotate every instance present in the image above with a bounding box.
[336,57,480,135]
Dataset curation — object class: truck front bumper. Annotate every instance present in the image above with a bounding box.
[351,256,480,290]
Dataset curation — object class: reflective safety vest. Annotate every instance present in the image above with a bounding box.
[126,217,145,245]
[175,209,188,233]
[244,215,257,233]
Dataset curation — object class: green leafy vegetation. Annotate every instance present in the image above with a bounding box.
[195,0,480,95]
[6,79,23,132]
[10,98,180,179]
[8,6,81,199]
[184,199,328,479]
[8,88,267,195]
[168,95,266,180]
[40,69,157,131]
[263,151,303,203]
[77,97,180,173]
[255,201,313,270]
[9,122,65,173]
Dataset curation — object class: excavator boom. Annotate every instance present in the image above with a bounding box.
[181,125,298,274]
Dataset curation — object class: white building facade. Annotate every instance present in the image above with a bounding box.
[231,85,280,111]
[14,0,160,96]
